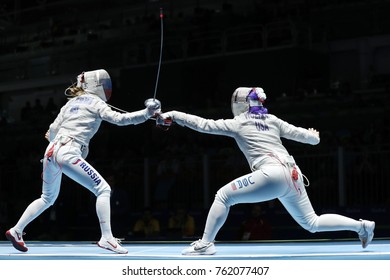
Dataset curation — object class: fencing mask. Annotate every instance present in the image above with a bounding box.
[76,69,112,102]
[231,87,267,116]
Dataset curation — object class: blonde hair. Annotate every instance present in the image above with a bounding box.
[66,86,85,99]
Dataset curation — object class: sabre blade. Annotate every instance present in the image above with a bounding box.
[153,7,164,101]
[107,8,165,115]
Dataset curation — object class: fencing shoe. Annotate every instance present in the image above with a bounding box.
[181,239,216,255]
[5,228,28,252]
[359,219,375,249]
[97,237,128,254]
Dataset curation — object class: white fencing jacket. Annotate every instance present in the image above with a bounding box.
[169,111,320,171]
[49,93,149,146]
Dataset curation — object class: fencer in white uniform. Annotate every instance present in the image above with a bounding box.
[5,69,161,254]
[158,87,375,255]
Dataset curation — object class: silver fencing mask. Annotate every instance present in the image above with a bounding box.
[76,69,112,102]
[231,87,266,116]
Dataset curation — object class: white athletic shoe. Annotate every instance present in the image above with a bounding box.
[5,228,28,252]
[358,219,375,249]
[97,237,128,254]
[181,239,216,255]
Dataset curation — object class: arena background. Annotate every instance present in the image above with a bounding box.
[0,0,389,243]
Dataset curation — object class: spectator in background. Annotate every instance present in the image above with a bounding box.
[20,101,32,122]
[167,206,195,239]
[32,98,44,116]
[45,97,58,118]
[237,204,272,240]
[153,153,180,209]
[131,207,161,239]
[30,98,45,125]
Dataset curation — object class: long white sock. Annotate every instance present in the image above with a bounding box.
[201,199,229,243]
[96,193,114,240]
[14,198,49,233]
[316,214,362,233]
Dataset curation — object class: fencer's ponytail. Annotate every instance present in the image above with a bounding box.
[64,84,85,99]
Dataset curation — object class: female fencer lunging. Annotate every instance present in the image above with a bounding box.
[158,87,375,255]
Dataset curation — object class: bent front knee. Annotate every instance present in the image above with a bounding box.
[299,216,319,233]
[215,189,235,207]
[304,224,318,233]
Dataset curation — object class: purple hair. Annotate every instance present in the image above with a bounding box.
[247,90,268,114]
[249,106,268,114]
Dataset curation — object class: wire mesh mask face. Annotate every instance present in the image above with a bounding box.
[77,69,112,101]
[231,88,250,117]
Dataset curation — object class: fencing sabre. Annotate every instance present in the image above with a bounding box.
[110,8,166,118]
